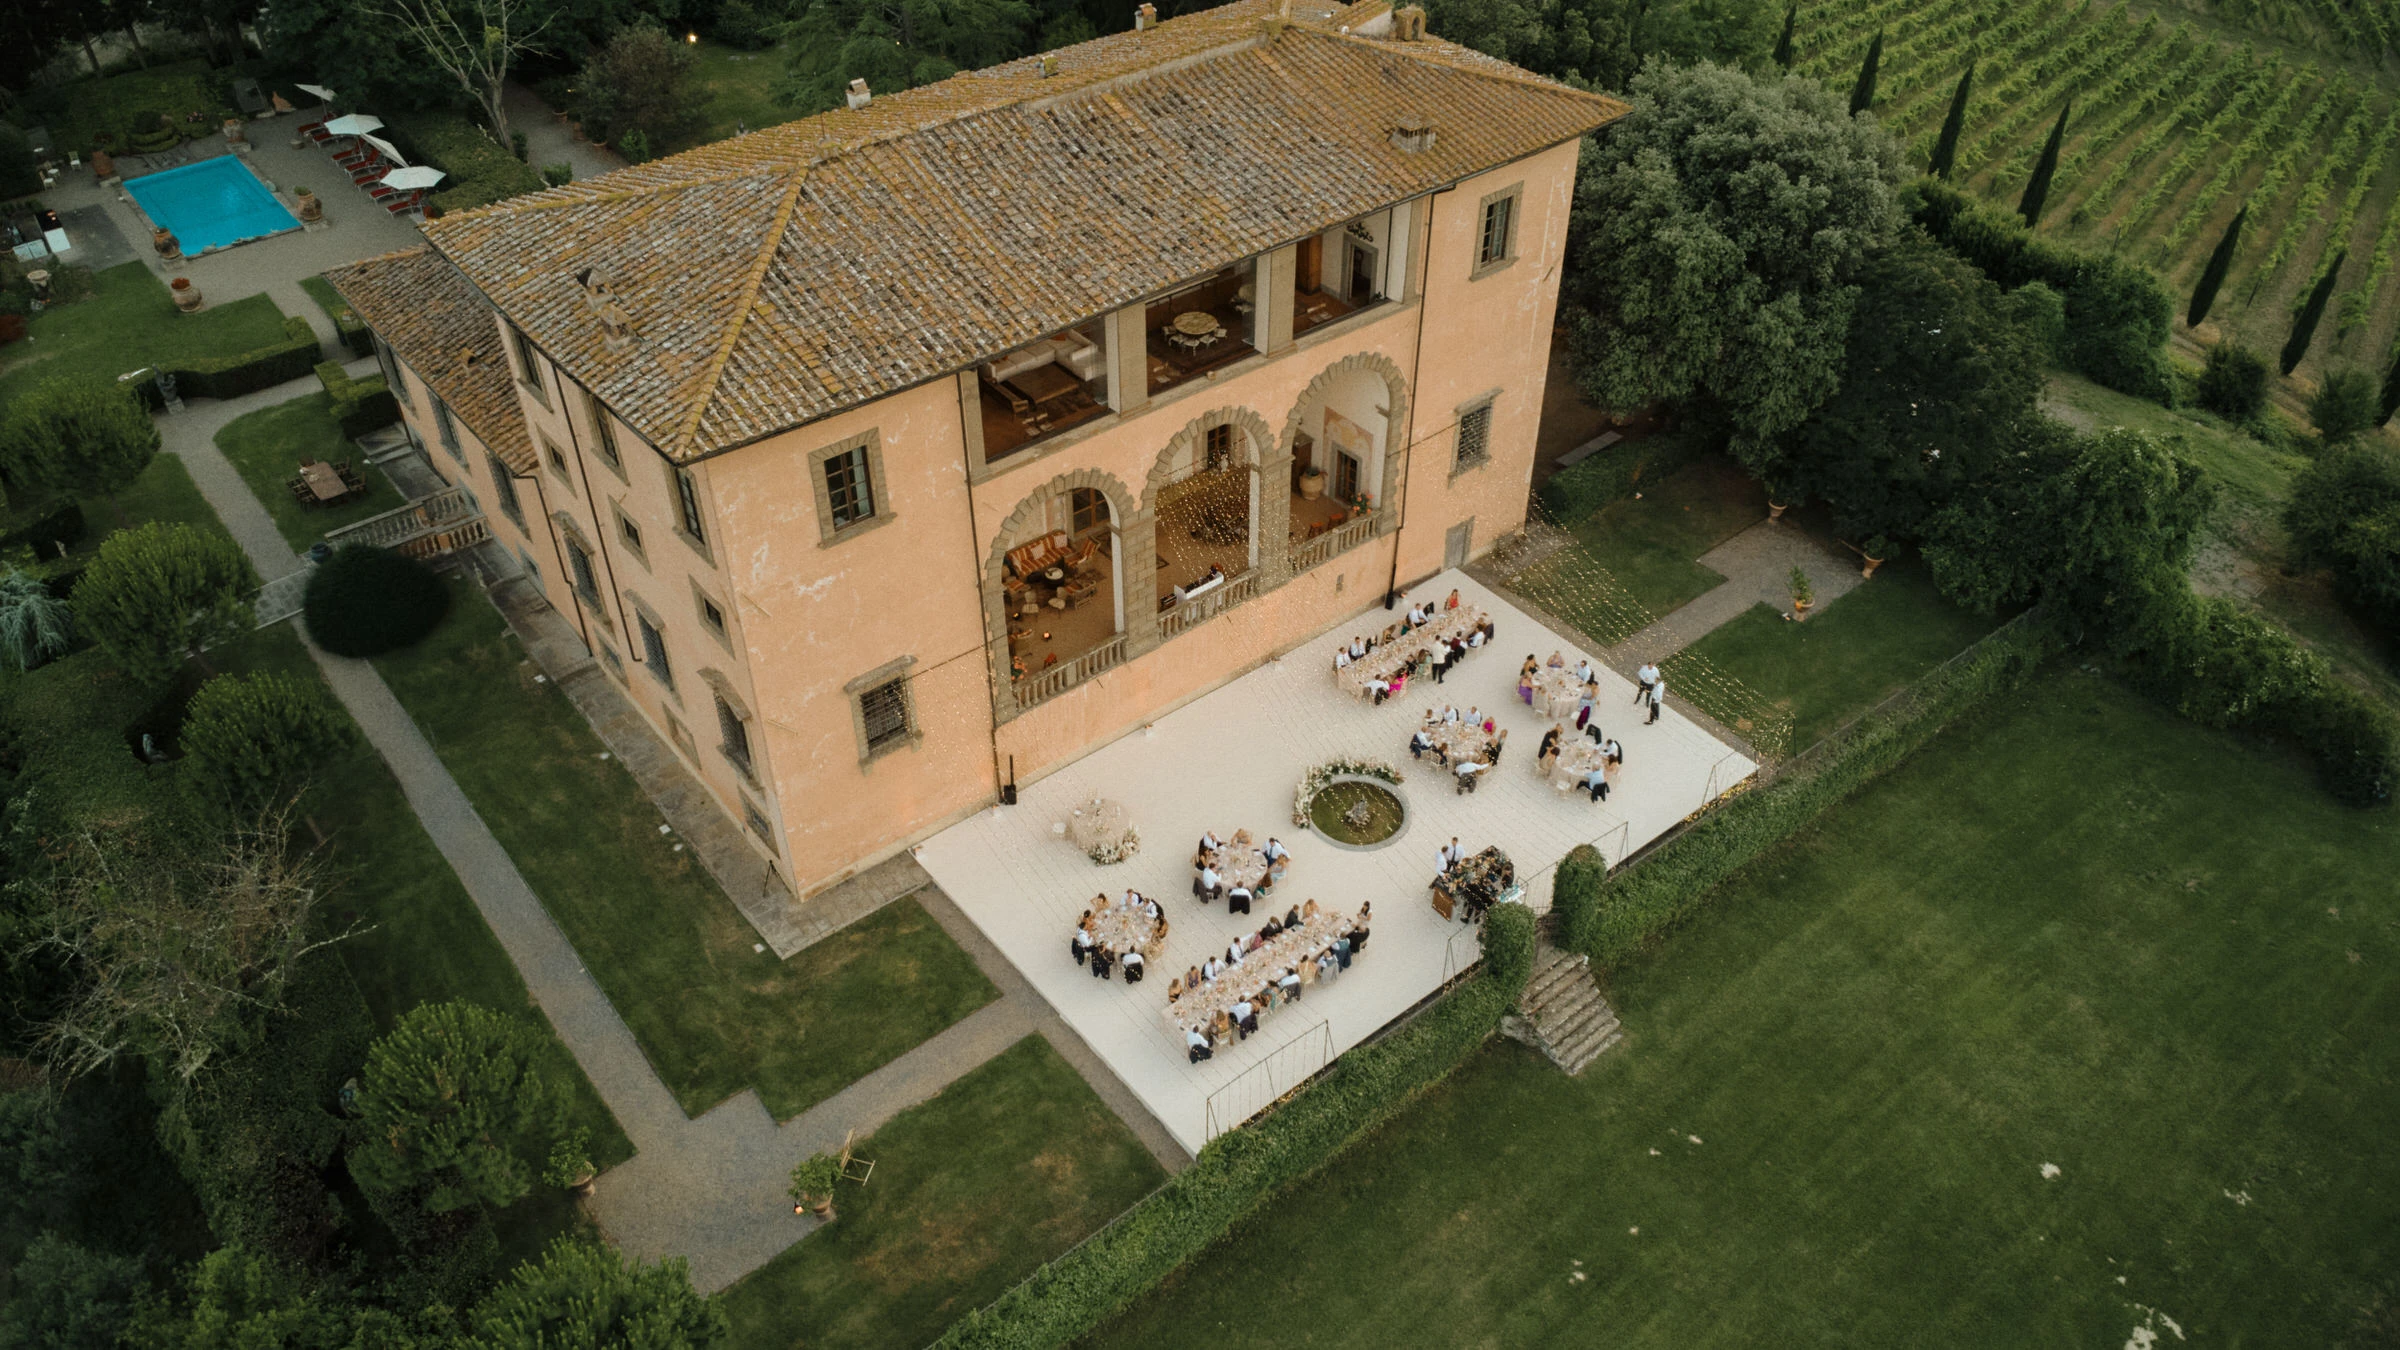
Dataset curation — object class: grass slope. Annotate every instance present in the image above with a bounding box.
[1097,672,2400,1346]
[723,1036,1165,1350]
[213,392,407,549]
[0,262,288,403]
[372,585,998,1119]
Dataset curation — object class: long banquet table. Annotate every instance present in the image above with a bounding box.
[1335,607,1484,699]
[1167,906,1351,1035]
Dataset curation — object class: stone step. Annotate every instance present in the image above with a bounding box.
[1531,995,1603,1040]
[1523,956,1590,1006]
[1527,973,1601,1017]
[1551,1010,1622,1054]
[1552,1026,1623,1075]
[1538,1002,1618,1051]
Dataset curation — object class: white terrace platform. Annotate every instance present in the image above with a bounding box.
[915,570,1753,1155]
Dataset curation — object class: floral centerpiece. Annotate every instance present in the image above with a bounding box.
[1088,828,1140,866]
[1293,757,1402,826]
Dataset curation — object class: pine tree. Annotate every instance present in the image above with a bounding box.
[1849,30,1883,116]
[2377,342,2400,425]
[2188,205,2245,329]
[1773,4,1796,70]
[2018,100,2070,228]
[1929,64,1973,178]
[2282,250,2347,375]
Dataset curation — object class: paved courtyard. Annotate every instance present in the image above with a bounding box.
[915,569,1754,1155]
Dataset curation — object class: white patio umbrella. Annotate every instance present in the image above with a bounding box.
[378,165,447,190]
[295,83,335,117]
[322,113,384,137]
[360,133,405,165]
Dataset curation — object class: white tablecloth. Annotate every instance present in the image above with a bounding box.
[1085,892,1163,957]
[1335,607,1484,699]
[1529,667,1590,721]
[1169,907,1351,1035]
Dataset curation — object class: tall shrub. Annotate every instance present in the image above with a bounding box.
[181,672,355,814]
[349,1000,565,1214]
[0,568,74,670]
[1772,3,1795,68]
[301,546,450,657]
[2017,101,2069,227]
[2310,366,2378,444]
[0,382,159,500]
[1849,29,1883,116]
[2283,251,2346,374]
[1929,64,1972,179]
[2188,205,2245,328]
[2196,343,2270,422]
[71,522,257,688]
[2285,443,2400,635]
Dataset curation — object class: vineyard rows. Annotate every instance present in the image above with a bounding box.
[1792,0,2400,379]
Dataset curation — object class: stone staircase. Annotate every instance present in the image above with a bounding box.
[1504,942,1622,1075]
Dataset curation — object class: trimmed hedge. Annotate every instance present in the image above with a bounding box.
[303,546,450,657]
[1557,613,2062,967]
[131,316,322,409]
[1535,428,1705,523]
[314,361,399,438]
[382,110,546,214]
[1908,179,2173,402]
[1,501,86,559]
[938,915,1538,1347]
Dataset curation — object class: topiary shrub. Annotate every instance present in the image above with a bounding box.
[1479,902,1537,997]
[2310,366,2378,446]
[1548,843,1607,953]
[2196,343,2270,422]
[181,671,353,813]
[302,546,449,657]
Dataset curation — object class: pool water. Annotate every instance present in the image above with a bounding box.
[126,157,300,253]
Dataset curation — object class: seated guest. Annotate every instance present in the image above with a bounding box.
[1187,963,1204,989]
[1122,950,1144,983]
[1144,895,1164,921]
[1332,936,1353,970]
[1333,647,1351,671]
[1463,705,1483,728]
[1201,957,1220,984]
[1603,737,1624,765]
[1366,675,1391,705]
[1466,625,1487,649]
[1481,712,1498,735]
[1316,951,1338,982]
[1349,636,1367,660]
[1090,945,1113,979]
[1387,669,1408,698]
[1231,998,1257,1039]
[1167,975,1184,1001]
[1537,724,1562,762]
[1573,658,1595,686]
[1195,864,1221,903]
[1586,766,1610,802]
[1243,930,1264,953]
[1285,904,1302,929]
[1303,898,1319,920]
[1478,616,1496,642]
[1264,837,1291,869]
[1278,968,1302,1001]
[1226,883,1253,915]
[1197,829,1221,856]
[1261,914,1283,940]
[1225,939,1245,968]
[1547,651,1568,669]
[1187,1026,1215,1063]
[1445,588,1462,610]
[1440,704,1462,724]
[1454,758,1486,794]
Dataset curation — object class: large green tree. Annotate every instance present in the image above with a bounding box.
[0,1234,147,1350]
[0,382,158,502]
[181,672,355,815]
[776,0,1032,114]
[70,522,255,689]
[1429,0,1777,91]
[1774,230,2043,539]
[2284,442,2400,635]
[576,24,705,149]
[350,1000,565,1214]
[465,1238,725,1350]
[1564,61,1902,460]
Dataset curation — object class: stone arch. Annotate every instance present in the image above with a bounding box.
[1279,350,1411,533]
[1141,405,1276,510]
[979,466,1152,716]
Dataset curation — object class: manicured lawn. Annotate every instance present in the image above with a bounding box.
[77,450,224,541]
[2041,372,2309,510]
[214,392,408,549]
[1097,673,2400,1346]
[22,59,233,158]
[214,624,632,1263]
[0,262,289,403]
[1564,456,1765,616]
[675,40,800,153]
[373,584,999,1119]
[1668,559,2001,752]
[722,1036,1165,1350]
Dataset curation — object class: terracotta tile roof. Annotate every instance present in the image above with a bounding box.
[323,247,537,473]
[422,0,1623,462]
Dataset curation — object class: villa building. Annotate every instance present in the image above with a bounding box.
[327,0,1623,906]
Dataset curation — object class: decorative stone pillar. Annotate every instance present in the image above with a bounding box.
[1256,450,1295,585]
[1121,509,1162,655]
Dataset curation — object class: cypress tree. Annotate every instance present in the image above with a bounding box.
[2377,342,2400,425]
[2188,205,2245,329]
[2018,100,2070,228]
[1773,4,1797,70]
[1929,64,1974,178]
[1849,30,1882,117]
[2282,251,2347,375]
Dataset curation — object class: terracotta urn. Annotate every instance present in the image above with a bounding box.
[170,276,203,312]
[1860,554,1885,580]
[294,187,323,222]
[91,149,116,182]
[1767,501,1788,522]
[222,117,246,144]
[1298,467,1326,501]
[153,227,181,260]
[1792,596,1812,619]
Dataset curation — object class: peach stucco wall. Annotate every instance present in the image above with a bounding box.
[664,136,1586,898]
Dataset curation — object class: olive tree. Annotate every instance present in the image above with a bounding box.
[71,522,256,688]
[350,1000,565,1214]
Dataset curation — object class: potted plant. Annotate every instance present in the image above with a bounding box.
[170,276,202,312]
[789,1152,842,1221]
[1789,565,1814,618]
[1859,534,1890,579]
[1298,465,1326,500]
[294,185,322,222]
[544,1127,597,1197]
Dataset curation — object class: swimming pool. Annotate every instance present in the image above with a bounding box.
[126,157,301,254]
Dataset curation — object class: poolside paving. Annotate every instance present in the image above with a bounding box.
[915,569,1755,1156]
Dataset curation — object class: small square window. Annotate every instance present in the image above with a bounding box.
[743,800,777,852]
[699,594,726,636]
[1478,194,1514,269]
[597,643,625,681]
[617,508,644,557]
[544,437,573,487]
[1455,402,1493,470]
[433,397,462,461]
[487,455,523,524]
[823,445,875,529]
[513,326,545,397]
[637,613,673,689]
[565,538,600,604]
[859,677,910,751]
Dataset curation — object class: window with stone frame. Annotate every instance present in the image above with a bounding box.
[715,693,753,776]
[673,466,707,548]
[511,325,546,399]
[858,676,911,752]
[1454,401,1494,470]
[823,443,875,529]
[742,799,777,851]
[433,397,462,461]
[488,455,523,524]
[637,612,673,689]
[564,536,600,604]
[698,592,727,637]
[1478,192,1515,270]
[586,390,621,469]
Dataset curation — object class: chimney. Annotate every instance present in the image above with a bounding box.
[1390,115,1434,153]
[845,78,871,109]
[1040,53,1059,76]
[1134,2,1156,29]
[576,268,635,352]
[1392,5,1426,39]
